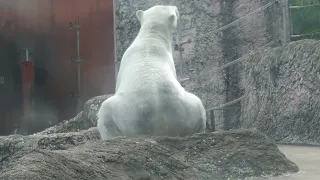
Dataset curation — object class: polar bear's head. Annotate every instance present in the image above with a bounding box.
[136,5,179,29]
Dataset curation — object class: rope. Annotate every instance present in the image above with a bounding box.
[203,40,275,112]
[199,40,275,77]
[207,95,246,111]
[183,1,278,112]
[198,0,277,40]
[292,30,320,38]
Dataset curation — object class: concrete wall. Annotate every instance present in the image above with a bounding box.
[115,0,284,130]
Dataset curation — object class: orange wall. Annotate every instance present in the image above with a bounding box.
[0,0,115,132]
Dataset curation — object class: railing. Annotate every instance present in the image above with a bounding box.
[289,3,320,39]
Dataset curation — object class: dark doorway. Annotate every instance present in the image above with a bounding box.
[0,36,22,135]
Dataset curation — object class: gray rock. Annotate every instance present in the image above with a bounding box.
[82,94,113,127]
[240,39,320,145]
[0,129,299,180]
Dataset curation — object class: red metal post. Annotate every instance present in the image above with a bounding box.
[20,48,34,117]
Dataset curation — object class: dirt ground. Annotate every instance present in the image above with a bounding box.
[247,145,320,180]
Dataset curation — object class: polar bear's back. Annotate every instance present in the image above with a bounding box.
[105,90,204,137]
[116,38,179,93]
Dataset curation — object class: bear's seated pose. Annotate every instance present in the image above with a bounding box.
[97,5,206,140]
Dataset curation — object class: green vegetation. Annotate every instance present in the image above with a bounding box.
[288,0,320,40]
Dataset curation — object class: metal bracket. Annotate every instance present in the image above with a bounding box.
[69,17,80,30]
[70,56,82,63]
[174,39,192,51]
[70,92,80,98]
[174,39,192,82]
[0,76,4,84]
[21,48,33,61]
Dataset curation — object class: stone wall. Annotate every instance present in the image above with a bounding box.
[115,0,284,130]
[240,39,320,145]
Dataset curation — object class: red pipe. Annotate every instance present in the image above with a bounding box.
[20,59,34,117]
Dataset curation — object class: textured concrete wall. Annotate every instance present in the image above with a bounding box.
[115,0,283,130]
[240,40,320,145]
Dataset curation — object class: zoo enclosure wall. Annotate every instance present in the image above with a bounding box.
[0,0,115,135]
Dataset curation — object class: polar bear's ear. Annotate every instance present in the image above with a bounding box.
[169,13,178,27]
[136,10,144,22]
[169,14,175,22]
[173,6,179,19]
[169,6,179,27]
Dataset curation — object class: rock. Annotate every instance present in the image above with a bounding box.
[82,94,113,127]
[240,39,320,145]
[38,94,112,135]
[0,129,298,180]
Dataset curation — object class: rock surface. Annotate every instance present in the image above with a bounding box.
[0,129,298,180]
[240,39,320,145]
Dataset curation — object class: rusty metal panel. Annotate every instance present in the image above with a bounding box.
[0,0,115,134]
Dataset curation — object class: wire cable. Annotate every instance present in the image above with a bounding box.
[198,0,277,40]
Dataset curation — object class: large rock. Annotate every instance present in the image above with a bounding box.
[240,39,320,145]
[0,129,298,180]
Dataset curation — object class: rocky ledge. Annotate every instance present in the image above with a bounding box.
[0,128,298,180]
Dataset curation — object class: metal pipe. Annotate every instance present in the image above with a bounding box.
[25,49,29,61]
[179,45,183,78]
[289,4,320,9]
[291,35,301,38]
[288,3,293,38]
[113,0,118,92]
[291,31,320,38]
[76,16,81,113]
[210,110,215,132]
[174,39,191,79]
[69,17,82,113]
[51,0,55,27]
[282,0,289,44]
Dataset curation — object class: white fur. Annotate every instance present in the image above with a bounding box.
[97,5,206,140]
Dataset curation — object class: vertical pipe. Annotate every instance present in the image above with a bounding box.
[113,0,118,92]
[177,6,183,79]
[96,0,100,11]
[179,46,183,78]
[26,49,29,61]
[76,16,82,113]
[51,0,55,27]
[0,76,4,84]
[288,4,293,40]
[20,49,35,134]
[282,0,288,44]
[210,110,215,132]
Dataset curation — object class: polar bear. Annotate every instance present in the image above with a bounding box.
[97,5,206,140]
